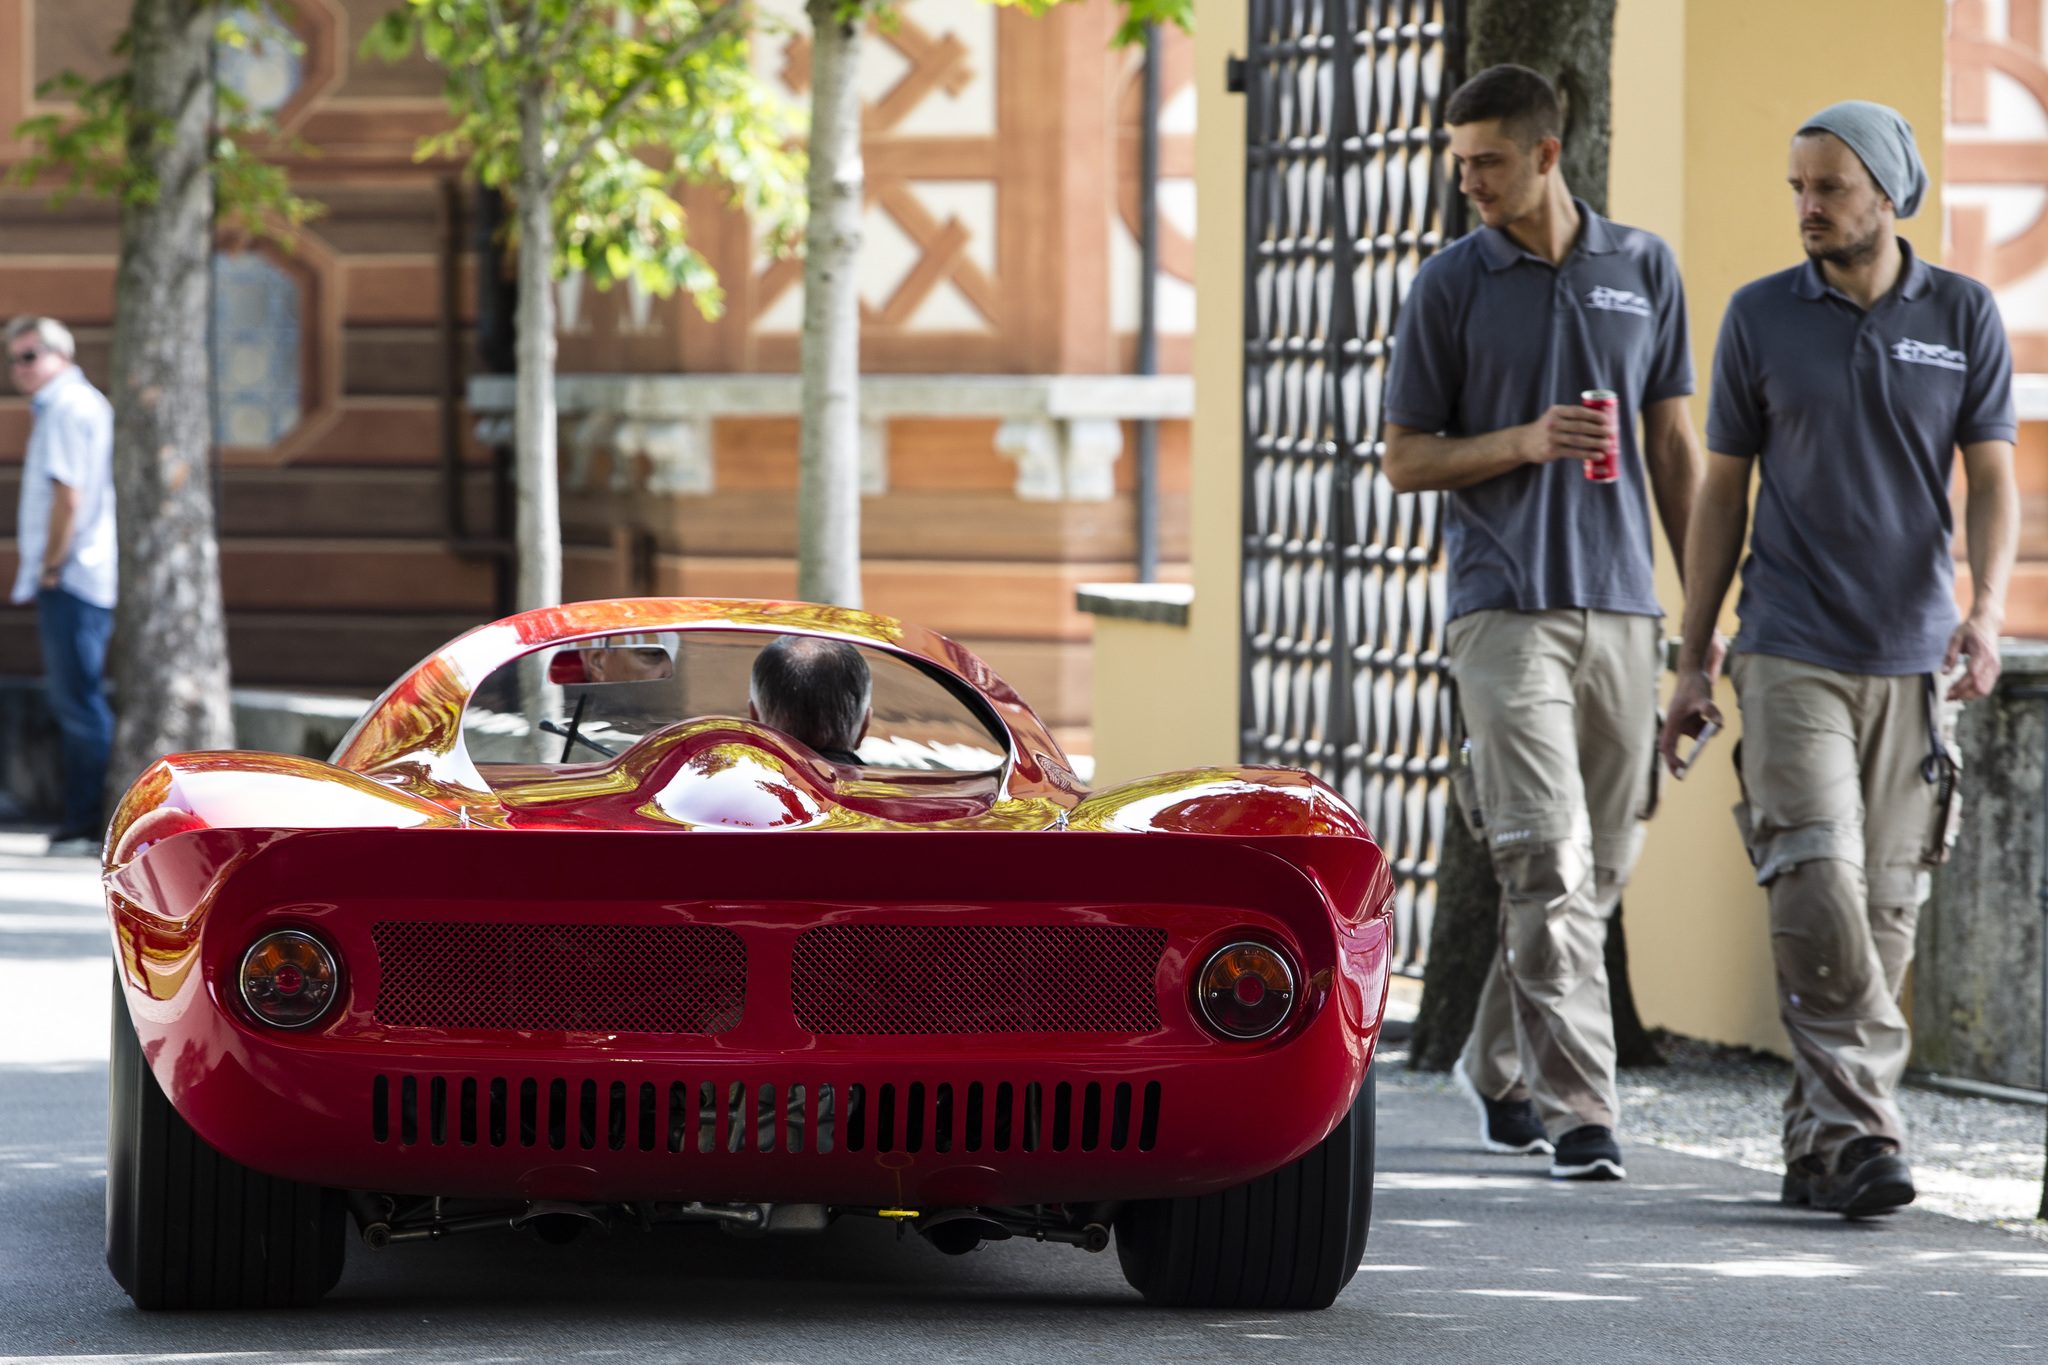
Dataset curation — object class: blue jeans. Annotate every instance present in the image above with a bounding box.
[37,587,114,838]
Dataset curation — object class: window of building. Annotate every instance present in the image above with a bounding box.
[212,251,303,449]
[216,2,303,114]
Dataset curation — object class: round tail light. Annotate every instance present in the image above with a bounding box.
[239,930,340,1028]
[1195,940,1297,1040]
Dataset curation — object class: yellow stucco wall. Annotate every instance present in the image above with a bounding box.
[1092,0,1948,1054]
[1087,0,1246,790]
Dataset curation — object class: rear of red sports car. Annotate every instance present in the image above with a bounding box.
[101,602,1393,1313]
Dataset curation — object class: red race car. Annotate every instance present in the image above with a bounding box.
[102,599,1394,1311]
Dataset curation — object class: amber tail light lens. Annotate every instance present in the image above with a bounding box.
[240,930,341,1029]
[1194,940,1296,1040]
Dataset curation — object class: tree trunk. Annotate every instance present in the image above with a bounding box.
[1467,0,1615,215]
[104,0,234,807]
[796,0,864,608]
[514,86,561,752]
[1414,0,1662,1070]
[1408,803,1500,1071]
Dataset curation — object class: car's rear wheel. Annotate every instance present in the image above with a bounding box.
[1114,1064,1374,1309]
[106,975,346,1309]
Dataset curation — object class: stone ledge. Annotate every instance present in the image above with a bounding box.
[1997,636,2048,683]
[467,373,1195,421]
[1076,582,1193,626]
[467,374,1193,503]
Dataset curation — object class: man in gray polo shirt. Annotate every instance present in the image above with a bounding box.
[1385,65,1704,1182]
[1662,102,2017,1217]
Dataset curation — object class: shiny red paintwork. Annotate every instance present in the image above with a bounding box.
[104,599,1393,1208]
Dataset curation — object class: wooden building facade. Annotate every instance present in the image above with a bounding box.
[0,0,1195,755]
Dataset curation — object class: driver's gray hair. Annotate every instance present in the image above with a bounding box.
[750,635,871,753]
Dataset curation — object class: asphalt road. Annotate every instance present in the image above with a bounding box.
[2,851,2044,1363]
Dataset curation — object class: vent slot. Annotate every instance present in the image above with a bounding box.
[520,1078,538,1148]
[846,1083,868,1152]
[371,1074,389,1143]
[791,925,1167,1034]
[993,1081,1013,1152]
[372,921,745,1034]
[875,1083,896,1153]
[490,1078,507,1147]
[698,1080,718,1154]
[430,1076,448,1146]
[1140,1079,1161,1151]
[1110,1081,1132,1151]
[1080,1081,1102,1151]
[548,1078,568,1150]
[460,1077,478,1147]
[638,1082,657,1152]
[609,1081,629,1152]
[400,1075,419,1146]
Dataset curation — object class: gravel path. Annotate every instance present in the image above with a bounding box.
[1381,1036,2048,1239]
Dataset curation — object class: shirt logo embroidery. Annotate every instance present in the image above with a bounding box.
[1585,285,1652,317]
[1891,338,1967,371]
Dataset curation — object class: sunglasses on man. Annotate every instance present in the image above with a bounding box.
[8,348,47,366]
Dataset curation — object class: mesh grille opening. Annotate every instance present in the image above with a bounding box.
[372,921,746,1034]
[790,925,1166,1034]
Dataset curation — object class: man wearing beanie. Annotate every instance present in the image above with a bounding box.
[1384,65,1705,1182]
[1662,102,2018,1216]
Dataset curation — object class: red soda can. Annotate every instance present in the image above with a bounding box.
[1580,389,1620,483]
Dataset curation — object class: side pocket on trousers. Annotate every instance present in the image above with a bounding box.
[1448,681,1485,839]
[1729,737,1763,872]
[1638,706,1668,822]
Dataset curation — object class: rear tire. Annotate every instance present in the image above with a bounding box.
[106,975,346,1309]
[1115,1064,1374,1309]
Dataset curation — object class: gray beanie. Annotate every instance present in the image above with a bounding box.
[1797,100,1928,218]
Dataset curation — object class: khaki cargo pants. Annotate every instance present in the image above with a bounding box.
[1449,609,1663,1140]
[1730,651,1960,1165]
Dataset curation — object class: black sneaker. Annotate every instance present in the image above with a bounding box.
[1453,1060,1554,1155]
[1813,1137,1915,1217]
[1781,1153,1826,1207]
[1549,1125,1626,1181]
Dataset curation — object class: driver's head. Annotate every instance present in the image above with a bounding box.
[749,635,871,755]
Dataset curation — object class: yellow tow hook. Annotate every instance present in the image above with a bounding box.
[878,1208,919,1240]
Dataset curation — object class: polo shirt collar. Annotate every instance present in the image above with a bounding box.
[29,365,82,414]
[1477,198,1616,271]
[1791,236,1931,304]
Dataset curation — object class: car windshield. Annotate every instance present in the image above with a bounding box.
[465,629,1009,773]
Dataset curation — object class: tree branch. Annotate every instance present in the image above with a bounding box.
[539,0,592,71]
[542,0,749,194]
[481,0,520,64]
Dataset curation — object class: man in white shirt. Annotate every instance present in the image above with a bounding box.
[7,317,116,856]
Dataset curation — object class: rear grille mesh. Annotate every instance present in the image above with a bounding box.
[372,922,746,1034]
[370,1072,1163,1155]
[790,924,1166,1034]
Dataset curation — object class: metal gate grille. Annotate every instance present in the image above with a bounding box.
[1240,0,1463,976]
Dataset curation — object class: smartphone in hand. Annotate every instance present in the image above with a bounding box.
[1672,719,1720,781]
